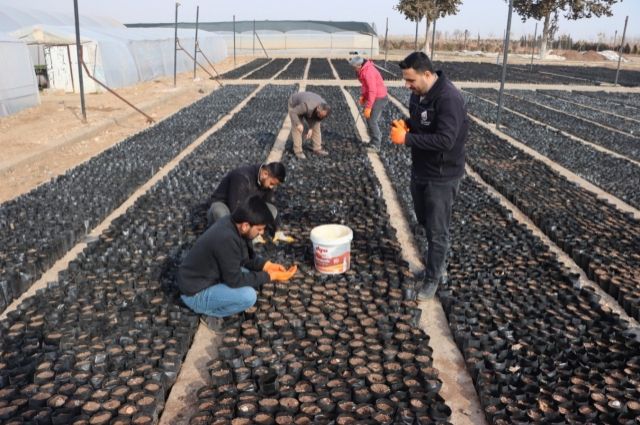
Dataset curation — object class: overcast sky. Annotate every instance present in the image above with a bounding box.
[11,0,640,42]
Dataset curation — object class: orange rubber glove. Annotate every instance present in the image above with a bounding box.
[392,119,409,131]
[263,261,286,273]
[364,108,372,119]
[359,95,366,105]
[268,265,298,282]
[390,121,407,145]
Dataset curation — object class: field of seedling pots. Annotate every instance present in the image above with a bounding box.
[1,56,639,425]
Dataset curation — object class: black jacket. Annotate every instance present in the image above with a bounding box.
[211,164,273,212]
[405,71,468,182]
[177,215,269,296]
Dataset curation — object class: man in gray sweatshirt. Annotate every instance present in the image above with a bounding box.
[288,91,332,159]
[178,196,297,330]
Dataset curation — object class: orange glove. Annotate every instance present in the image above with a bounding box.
[364,108,372,119]
[359,95,366,105]
[390,121,407,145]
[263,261,286,273]
[268,265,298,282]
[392,119,409,131]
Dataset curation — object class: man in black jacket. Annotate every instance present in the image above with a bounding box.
[207,162,286,227]
[390,52,469,300]
[178,196,297,330]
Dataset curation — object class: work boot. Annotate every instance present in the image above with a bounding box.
[295,151,306,160]
[418,279,439,301]
[312,149,329,156]
[200,316,223,332]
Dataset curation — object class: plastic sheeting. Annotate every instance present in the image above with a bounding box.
[0,33,39,116]
[11,26,228,93]
[216,31,379,55]
[0,3,123,33]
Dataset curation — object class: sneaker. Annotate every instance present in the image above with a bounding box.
[312,149,329,156]
[417,280,439,301]
[200,316,223,332]
[294,152,306,160]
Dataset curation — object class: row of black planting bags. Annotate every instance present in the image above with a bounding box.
[187,85,453,425]
[0,84,296,425]
[394,86,640,210]
[225,58,336,80]
[466,88,640,163]
[475,89,640,137]
[0,85,257,315]
[379,60,640,87]
[348,86,640,424]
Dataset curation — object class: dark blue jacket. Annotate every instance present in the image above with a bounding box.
[405,71,468,182]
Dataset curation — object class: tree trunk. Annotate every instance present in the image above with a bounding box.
[423,16,432,55]
[414,19,419,50]
[539,12,550,59]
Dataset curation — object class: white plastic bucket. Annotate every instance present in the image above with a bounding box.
[310,224,353,274]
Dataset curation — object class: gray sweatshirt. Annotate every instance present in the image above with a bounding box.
[177,215,269,296]
[288,91,326,128]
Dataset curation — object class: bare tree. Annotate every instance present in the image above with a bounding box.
[395,0,463,55]
[511,0,620,59]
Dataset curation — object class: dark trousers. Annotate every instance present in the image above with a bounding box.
[410,178,461,282]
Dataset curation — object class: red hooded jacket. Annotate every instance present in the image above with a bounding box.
[357,60,388,109]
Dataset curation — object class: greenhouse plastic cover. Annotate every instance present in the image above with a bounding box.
[0,3,123,33]
[11,25,228,92]
[0,32,39,116]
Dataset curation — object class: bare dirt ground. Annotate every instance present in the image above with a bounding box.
[0,56,253,203]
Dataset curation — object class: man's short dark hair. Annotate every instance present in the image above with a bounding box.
[315,103,331,119]
[263,162,286,182]
[231,196,274,226]
[399,52,435,73]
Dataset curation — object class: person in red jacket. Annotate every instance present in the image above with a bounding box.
[349,56,389,152]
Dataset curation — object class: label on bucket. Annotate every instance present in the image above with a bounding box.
[314,245,350,274]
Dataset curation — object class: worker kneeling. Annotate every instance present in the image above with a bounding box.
[177,196,297,331]
[207,162,286,227]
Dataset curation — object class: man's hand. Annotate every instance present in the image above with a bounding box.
[268,265,298,282]
[296,124,304,133]
[359,95,366,105]
[390,120,408,145]
[364,108,372,119]
[305,129,313,140]
[263,261,286,273]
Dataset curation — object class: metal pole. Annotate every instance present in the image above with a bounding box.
[431,18,437,59]
[530,22,537,71]
[73,0,86,122]
[614,16,628,86]
[370,34,374,57]
[233,15,236,66]
[496,0,513,130]
[193,5,199,79]
[173,2,179,87]
[384,17,389,66]
[253,19,255,56]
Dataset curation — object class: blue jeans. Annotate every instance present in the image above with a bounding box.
[181,282,257,318]
[367,96,388,149]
